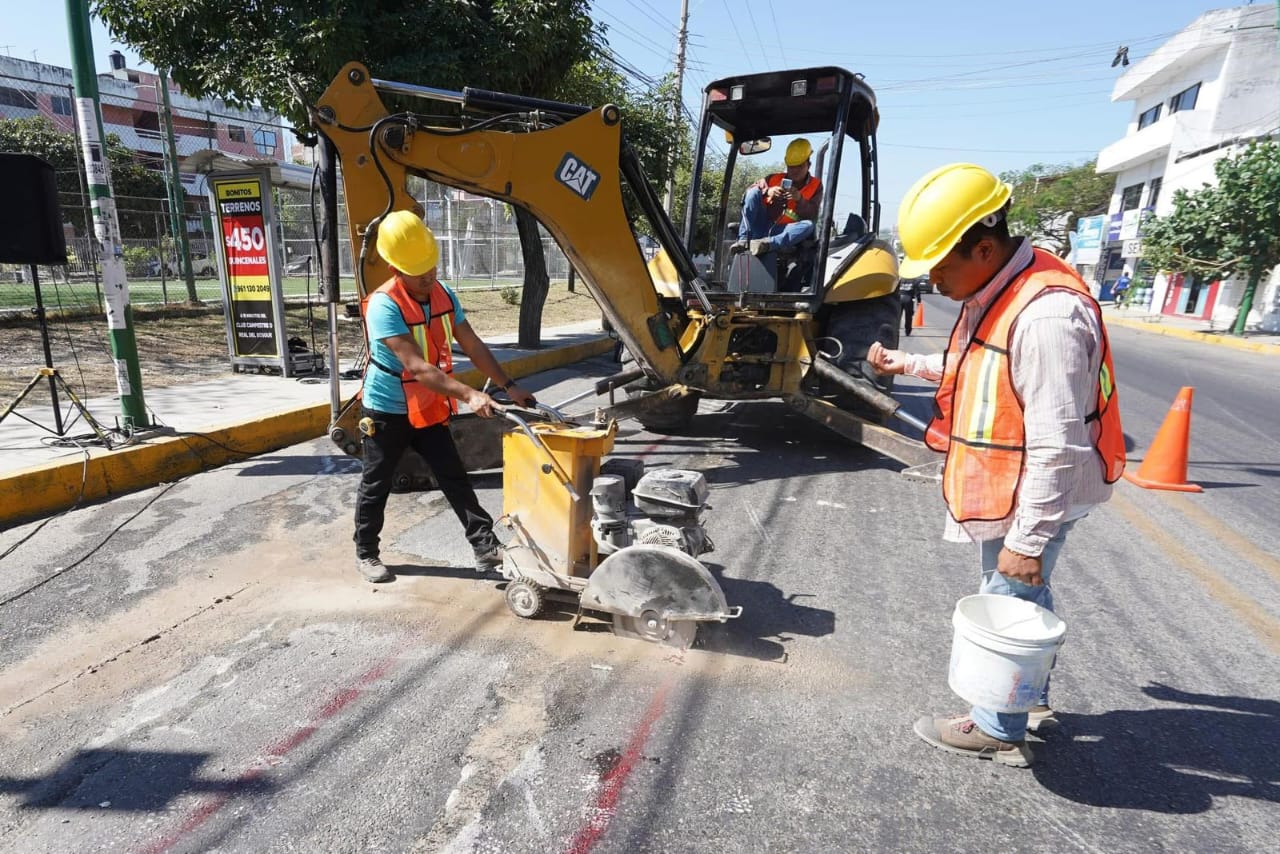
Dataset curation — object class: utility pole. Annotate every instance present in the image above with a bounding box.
[663,0,690,218]
[65,0,149,429]
[157,70,197,302]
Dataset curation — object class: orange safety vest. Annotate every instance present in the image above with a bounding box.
[363,276,458,428]
[765,172,821,225]
[926,249,1125,523]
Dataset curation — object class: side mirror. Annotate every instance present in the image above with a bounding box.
[738,137,772,156]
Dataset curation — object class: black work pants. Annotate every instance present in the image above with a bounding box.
[900,294,915,335]
[353,408,497,560]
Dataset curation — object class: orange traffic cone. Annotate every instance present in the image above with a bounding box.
[1124,386,1202,492]
[913,301,925,329]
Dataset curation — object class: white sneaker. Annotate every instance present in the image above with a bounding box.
[356,556,393,583]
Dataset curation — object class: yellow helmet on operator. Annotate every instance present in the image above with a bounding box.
[897,163,1011,279]
[376,210,439,276]
[785,138,812,167]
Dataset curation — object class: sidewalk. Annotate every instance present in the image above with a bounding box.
[0,321,614,527]
[1101,302,1280,355]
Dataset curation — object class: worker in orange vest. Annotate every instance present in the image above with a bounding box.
[869,163,1125,768]
[730,137,824,256]
[354,211,536,584]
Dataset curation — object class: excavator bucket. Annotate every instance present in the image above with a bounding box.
[581,545,737,646]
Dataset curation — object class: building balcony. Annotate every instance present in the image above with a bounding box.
[1097,117,1174,174]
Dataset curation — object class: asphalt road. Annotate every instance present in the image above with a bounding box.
[1,332,1277,852]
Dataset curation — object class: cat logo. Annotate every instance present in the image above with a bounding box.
[556,153,601,201]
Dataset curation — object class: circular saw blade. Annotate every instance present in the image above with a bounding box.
[612,611,698,648]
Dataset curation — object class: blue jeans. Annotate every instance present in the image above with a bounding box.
[738,186,815,248]
[969,520,1077,742]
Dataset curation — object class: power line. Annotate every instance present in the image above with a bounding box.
[596,8,677,61]
[742,1,771,68]
[766,1,787,68]
[883,141,1101,155]
[624,0,675,30]
[716,0,754,72]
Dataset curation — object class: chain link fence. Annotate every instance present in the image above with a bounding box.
[1,66,581,317]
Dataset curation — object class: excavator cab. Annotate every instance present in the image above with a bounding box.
[678,67,890,310]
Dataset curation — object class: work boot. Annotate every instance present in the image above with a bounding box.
[749,237,773,256]
[356,555,393,584]
[474,544,504,573]
[1027,704,1059,733]
[728,239,749,254]
[913,715,1033,768]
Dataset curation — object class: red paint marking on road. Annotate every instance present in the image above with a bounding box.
[137,652,402,854]
[565,679,672,854]
[638,442,663,460]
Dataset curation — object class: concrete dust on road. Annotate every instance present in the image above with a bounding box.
[1,354,1278,853]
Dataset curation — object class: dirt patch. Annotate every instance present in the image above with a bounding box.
[0,284,604,409]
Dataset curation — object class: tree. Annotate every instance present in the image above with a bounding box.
[670,152,774,250]
[1000,160,1113,257]
[0,115,167,239]
[1141,141,1280,335]
[95,0,614,345]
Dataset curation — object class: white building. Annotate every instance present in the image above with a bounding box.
[1095,3,1279,331]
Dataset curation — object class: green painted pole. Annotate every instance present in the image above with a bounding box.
[158,70,198,302]
[65,0,149,429]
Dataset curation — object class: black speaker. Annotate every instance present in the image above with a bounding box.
[0,152,68,265]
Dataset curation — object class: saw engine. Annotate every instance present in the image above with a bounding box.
[590,466,714,560]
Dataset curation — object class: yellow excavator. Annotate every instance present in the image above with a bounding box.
[311,62,934,645]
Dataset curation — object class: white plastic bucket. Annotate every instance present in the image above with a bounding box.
[947,593,1066,714]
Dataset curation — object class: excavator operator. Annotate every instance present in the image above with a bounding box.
[731,137,824,257]
[352,211,536,584]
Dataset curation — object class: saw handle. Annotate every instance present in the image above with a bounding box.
[498,407,581,501]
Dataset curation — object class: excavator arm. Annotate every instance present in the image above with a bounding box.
[312,62,692,382]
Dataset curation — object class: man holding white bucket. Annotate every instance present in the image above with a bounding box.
[869,163,1125,767]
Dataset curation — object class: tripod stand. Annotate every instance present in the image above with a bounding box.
[0,264,115,449]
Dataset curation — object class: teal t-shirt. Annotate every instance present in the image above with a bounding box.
[362,282,466,414]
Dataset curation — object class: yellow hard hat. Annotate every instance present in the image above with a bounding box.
[376,210,439,276]
[897,163,1011,279]
[785,138,812,167]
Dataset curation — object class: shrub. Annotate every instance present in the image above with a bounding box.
[500,286,521,306]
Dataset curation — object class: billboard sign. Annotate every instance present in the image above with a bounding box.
[210,173,287,372]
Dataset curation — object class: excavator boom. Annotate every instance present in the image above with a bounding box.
[314,62,689,381]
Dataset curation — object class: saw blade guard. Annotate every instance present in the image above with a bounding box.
[580,544,737,622]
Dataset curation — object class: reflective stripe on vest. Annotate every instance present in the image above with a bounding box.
[925,249,1126,523]
[765,172,820,225]
[365,276,457,428]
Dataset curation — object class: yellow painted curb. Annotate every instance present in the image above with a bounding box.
[1104,315,1280,355]
[1,335,616,527]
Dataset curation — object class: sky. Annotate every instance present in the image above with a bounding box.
[5,0,1275,226]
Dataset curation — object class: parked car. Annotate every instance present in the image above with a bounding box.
[145,258,176,278]
[907,272,934,293]
[146,253,218,278]
[190,253,218,277]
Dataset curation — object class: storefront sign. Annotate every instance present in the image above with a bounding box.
[1119,209,1143,241]
[1075,215,1105,249]
[1122,239,1143,258]
[1106,213,1123,242]
[1074,215,1105,265]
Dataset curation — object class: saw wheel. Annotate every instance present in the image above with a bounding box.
[505,578,545,619]
[611,609,698,648]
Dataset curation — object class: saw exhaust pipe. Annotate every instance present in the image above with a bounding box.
[812,355,929,433]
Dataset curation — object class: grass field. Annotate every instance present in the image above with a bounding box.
[0,275,560,314]
[0,280,605,408]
